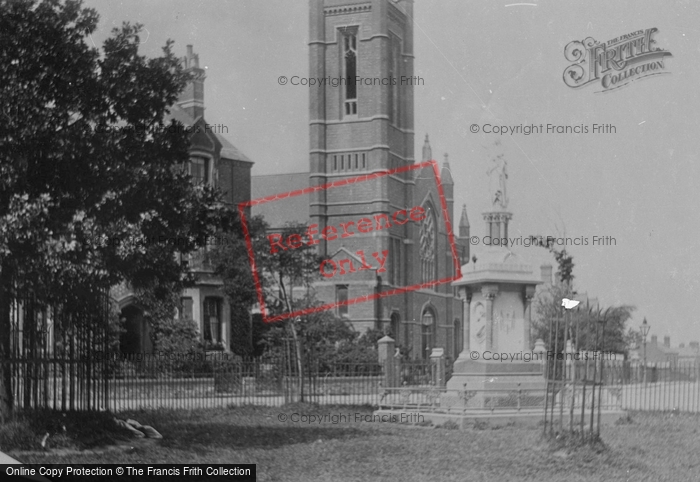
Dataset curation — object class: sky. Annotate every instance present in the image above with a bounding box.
[83,0,700,345]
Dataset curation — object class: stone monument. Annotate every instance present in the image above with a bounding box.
[447,161,547,406]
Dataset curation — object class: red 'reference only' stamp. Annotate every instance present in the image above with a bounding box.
[238,160,463,323]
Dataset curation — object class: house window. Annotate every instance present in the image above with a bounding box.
[419,203,437,284]
[421,310,435,359]
[336,285,349,318]
[203,297,222,344]
[189,157,209,185]
[342,29,358,116]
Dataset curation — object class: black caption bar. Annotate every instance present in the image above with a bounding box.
[2,464,256,481]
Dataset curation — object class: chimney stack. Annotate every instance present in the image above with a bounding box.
[651,335,658,346]
[664,336,670,348]
[690,341,699,350]
[177,45,206,120]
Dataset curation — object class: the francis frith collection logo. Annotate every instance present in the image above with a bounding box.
[563,28,672,93]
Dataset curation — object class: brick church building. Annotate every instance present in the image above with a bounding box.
[112,45,253,354]
[252,0,470,360]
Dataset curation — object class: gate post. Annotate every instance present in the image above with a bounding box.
[430,348,446,387]
[378,336,397,388]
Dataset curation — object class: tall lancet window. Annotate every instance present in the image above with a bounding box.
[342,29,358,116]
[419,203,437,285]
[389,33,401,126]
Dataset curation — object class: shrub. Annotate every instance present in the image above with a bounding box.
[438,420,459,430]
[473,419,488,430]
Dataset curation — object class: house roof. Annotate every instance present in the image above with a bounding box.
[215,133,253,163]
[677,345,700,358]
[165,104,252,163]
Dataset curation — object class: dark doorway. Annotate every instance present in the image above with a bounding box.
[119,305,153,354]
[390,312,400,340]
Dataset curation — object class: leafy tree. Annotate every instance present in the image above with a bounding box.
[0,0,224,417]
[208,210,266,356]
[333,328,383,366]
[532,282,635,355]
[209,197,385,394]
[531,235,634,357]
[245,222,324,402]
[259,298,380,372]
[132,284,200,356]
[530,235,575,286]
[210,214,352,400]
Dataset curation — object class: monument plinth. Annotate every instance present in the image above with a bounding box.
[448,244,546,400]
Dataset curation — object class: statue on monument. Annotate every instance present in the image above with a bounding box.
[487,153,508,210]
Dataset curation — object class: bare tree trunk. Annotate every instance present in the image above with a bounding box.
[278,274,304,402]
[288,320,304,402]
[0,262,15,420]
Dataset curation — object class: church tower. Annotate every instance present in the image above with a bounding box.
[308,0,415,330]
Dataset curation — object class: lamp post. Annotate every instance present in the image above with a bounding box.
[640,318,650,386]
[596,308,610,438]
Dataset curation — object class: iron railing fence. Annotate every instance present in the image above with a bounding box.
[544,358,700,414]
[612,360,700,412]
[107,352,384,410]
[4,288,110,411]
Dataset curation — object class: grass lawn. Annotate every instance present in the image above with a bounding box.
[5,404,700,481]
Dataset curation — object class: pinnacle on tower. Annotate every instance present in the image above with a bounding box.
[459,204,470,235]
[458,204,471,264]
[422,134,432,162]
[441,153,454,185]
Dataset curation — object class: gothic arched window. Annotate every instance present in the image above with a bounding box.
[421,309,436,359]
[389,33,402,126]
[419,203,437,284]
[342,30,358,116]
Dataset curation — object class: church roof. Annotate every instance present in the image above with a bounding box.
[251,172,310,229]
